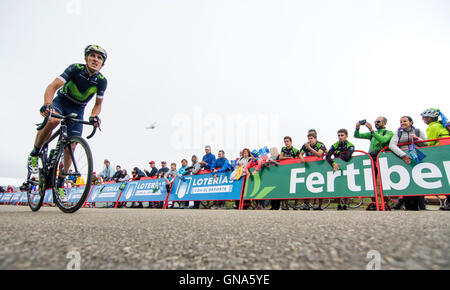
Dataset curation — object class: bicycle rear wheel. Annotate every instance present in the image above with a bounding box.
[27,155,45,211]
[52,136,93,213]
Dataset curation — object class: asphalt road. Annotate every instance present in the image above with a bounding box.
[0,205,449,270]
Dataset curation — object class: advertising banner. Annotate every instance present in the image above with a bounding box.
[169,172,244,201]
[67,186,88,202]
[118,179,169,202]
[378,144,450,196]
[19,192,29,203]
[43,189,53,203]
[1,193,13,203]
[87,183,121,203]
[244,155,376,200]
[9,192,23,205]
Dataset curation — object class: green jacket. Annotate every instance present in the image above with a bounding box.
[354,127,394,155]
[426,121,450,146]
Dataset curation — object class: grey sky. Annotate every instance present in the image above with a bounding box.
[1,0,449,186]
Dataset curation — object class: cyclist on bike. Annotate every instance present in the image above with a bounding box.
[27,45,107,192]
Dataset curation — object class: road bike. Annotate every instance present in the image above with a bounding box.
[26,110,98,213]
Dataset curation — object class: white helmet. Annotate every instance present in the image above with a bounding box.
[421,108,440,118]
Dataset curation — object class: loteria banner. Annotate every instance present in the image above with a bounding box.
[170,172,244,201]
[378,144,450,196]
[87,183,122,203]
[244,154,376,200]
[118,178,169,202]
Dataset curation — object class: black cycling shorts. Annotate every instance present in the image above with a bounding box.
[52,96,85,137]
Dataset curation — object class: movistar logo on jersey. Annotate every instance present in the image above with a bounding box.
[64,81,98,102]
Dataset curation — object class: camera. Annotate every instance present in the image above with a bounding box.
[359,119,367,125]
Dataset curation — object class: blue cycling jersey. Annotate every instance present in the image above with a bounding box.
[57,63,108,107]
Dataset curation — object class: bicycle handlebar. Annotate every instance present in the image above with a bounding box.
[35,111,100,139]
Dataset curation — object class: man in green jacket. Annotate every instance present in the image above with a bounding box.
[354,116,394,210]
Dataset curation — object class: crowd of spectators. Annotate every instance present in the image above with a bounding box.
[72,108,450,211]
[4,108,448,211]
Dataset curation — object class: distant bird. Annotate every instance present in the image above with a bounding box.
[146,122,157,130]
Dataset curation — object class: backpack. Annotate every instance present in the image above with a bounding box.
[397,127,421,141]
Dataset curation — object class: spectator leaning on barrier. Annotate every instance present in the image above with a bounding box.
[157,161,170,178]
[200,145,216,170]
[421,108,450,146]
[300,132,327,159]
[276,136,302,210]
[326,129,355,210]
[132,167,146,181]
[112,165,122,182]
[98,159,114,182]
[421,108,450,211]
[186,155,201,175]
[279,136,303,162]
[307,129,328,155]
[91,172,100,185]
[354,117,394,210]
[230,148,252,181]
[211,150,232,209]
[185,155,202,209]
[211,150,231,178]
[164,163,178,195]
[145,161,158,178]
[178,159,189,176]
[118,169,130,182]
[298,132,327,210]
[389,116,428,211]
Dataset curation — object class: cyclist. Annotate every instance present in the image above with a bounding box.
[421,108,450,210]
[298,131,327,210]
[326,129,355,210]
[421,108,449,146]
[27,45,107,194]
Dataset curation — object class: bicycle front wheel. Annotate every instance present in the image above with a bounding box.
[52,136,93,213]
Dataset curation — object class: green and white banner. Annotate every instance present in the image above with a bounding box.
[379,144,450,196]
[244,155,376,200]
[243,145,450,200]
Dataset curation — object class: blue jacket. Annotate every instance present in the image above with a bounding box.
[202,153,216,169]
[211,157,231,173]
